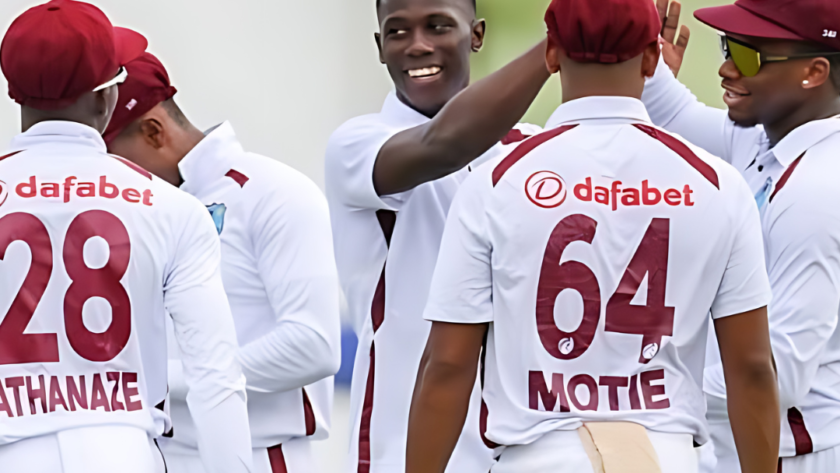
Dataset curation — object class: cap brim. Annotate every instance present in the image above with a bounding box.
[114,27,148,66]
[694,5,804,40]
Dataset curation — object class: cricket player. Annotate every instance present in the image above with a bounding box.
[0,1,252,472]
[644,0,840,471]
[103,50,341,473]
[325,0,551,470]
[407,0,781,472]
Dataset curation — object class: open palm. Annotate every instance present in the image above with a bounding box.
[657,0,691,76]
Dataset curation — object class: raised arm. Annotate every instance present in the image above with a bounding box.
[374,41,550,196]
[164,202,252,473]
[237,179,341,393]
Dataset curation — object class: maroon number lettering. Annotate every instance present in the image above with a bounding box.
[536,214,600,360]
[0,213,59,364]
[63,211,132,362]
[0,211,132,364]
[605,218,675,363]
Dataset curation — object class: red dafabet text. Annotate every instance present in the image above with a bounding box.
[15,176,154,206]
[574,178,694,211]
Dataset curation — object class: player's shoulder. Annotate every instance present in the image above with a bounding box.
[326,111,393,155]
[232,152,328,218]
[770,132,840,209]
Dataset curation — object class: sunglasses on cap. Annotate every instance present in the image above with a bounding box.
[93,66,128,92]
[719,34,840,77]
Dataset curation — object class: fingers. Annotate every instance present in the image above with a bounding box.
[656,0,668,29]
[676,25,691,52]
[662,1,682,44]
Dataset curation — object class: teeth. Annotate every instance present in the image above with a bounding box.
[408,67,441,78]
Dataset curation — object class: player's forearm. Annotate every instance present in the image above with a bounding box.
[725,359,780,473]
[375,40,549,196]
[191,391,254,473]
[238,321,340,393]
[406,355,478,473]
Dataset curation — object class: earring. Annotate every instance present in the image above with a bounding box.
[803,80,810,85]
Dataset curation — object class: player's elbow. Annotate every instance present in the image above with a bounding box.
[728,353,777,393]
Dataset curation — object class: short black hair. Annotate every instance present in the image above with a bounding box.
[161,98,190,129]
[376,0,476,11]
[829,55,840,95]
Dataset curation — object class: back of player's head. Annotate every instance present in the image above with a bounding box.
[544,0,660,65]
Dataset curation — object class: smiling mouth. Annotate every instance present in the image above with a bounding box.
[407,66,442,79]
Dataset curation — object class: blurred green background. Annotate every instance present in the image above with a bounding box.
[473,0,730,125]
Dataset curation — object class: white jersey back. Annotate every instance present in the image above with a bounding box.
[424,97,771,447]
[0,122,239,444]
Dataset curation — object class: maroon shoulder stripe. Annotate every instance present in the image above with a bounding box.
[358,210,397,473]
[478,331,499,449]
[267,444,288,473]
[226,169,249,187]
[501,129,531,145]
[0,150,23,163]
[633,124,719,189]
[302,388,316,436]
[492,125,578,187]
[787,407,813,456]
[769,153,805,204]
[111,156,153,180]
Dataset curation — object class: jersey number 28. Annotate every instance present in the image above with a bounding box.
[0,211,132,365]
[536,215,674,364]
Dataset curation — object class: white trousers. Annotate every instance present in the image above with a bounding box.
[491,429,699,473]
[0,425,163,473]
[159,436,316,473]
[779,444,840,473]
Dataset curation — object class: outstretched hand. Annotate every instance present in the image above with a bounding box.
[656,0,691,76]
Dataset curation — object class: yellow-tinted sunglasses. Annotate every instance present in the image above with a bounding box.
[719,34,840,77]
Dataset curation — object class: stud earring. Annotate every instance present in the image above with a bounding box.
[803,80,810,85]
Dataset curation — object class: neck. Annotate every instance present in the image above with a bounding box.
[765,94,840,146]
[21,108,101,133]
[560,62,644,103]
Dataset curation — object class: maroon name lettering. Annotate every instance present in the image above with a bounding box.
[0,372,143,418]
[528,369,670,413]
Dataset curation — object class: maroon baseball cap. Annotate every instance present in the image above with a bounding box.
[1,0,147,110]
[103,51,177,143]
[545,0,661,64]
[695,0,840,51]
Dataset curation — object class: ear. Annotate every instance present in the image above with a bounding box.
[138,117,166,150]
[375,32,385,64]
[801,57,831,90]
[545,38,562,74]
[641,41,661,79]
[471,19,486,52]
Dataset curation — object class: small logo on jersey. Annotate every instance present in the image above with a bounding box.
[559,338,574,356]
[642,343,659,360]
[0,181,7,207]
[526,171,567,208]
[207,203,227,235]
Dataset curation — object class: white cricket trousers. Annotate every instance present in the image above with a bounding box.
[491,429,699,473]
[0,425,164,473]
[779,444,840,472]
[159,436,316,473]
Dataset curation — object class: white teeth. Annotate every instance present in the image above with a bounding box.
[408,67,442,78]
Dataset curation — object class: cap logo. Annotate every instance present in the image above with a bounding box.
[823,30,837,38]
[0,181,8,207]
[126,99,138,110]
[526,171,567,209]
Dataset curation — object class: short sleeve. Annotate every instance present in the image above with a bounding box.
[424,171,494,324]
[710,177,772,318]
[325,116,412,212]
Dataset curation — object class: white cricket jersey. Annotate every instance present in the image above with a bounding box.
[423,97,771,448]
[164,122,341,449]
[325,92,540,472]
[0,121,251,471]
[643,58,840,458]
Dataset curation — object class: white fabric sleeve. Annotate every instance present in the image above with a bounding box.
[163,200,252,473]
[237,180,341,394]
[424,171,493,324]
[642,56,733,162]
[711,176,772,318]
[765,193,840,410]
[324,118,411,212]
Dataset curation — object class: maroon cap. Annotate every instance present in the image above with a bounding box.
[545,0,661,64]
[103,51,177,144]
[696,0,840,51]
[0,0,147,110]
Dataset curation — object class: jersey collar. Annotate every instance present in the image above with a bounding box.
[545,96,652,129]
[771,115,840,167]
[8,121,107,154]
[381,91,431,128]
[179,121,244,196]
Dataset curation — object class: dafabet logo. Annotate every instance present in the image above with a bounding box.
[525,172,696,210]
[0,180,7,207]
[526,171,567,209]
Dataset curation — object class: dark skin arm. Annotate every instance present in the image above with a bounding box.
[374,41,550,196]
[406,321,488,473]
[714,307,780,473]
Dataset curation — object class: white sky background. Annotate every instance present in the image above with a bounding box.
[0,0,394,188]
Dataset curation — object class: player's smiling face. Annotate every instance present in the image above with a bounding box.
[720,34,818,128]
[376,0,484,117]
